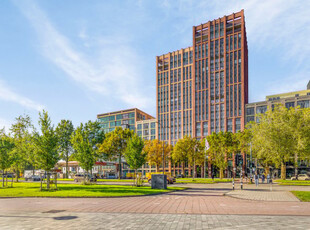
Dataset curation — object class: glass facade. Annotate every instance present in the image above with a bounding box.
[136,120,156,140]
[98,110,153,134]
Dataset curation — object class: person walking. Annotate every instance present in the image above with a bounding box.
[254,173,259,187]
[267,174,270,184]
[262,174,265,184]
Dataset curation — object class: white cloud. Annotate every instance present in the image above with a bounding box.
[13,0,152,110]
[0,79,44,111]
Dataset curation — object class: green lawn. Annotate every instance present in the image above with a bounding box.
[176,178,232,184]
[291,191,310,202]
[56,178,148,183]
[275,180,310,186]
[0,182,184,197]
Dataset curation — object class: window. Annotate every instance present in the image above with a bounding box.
[109,115,115,121]
[246,107,254,115]
[143,130,149,135]
[137,124,142,130]
[285,102,295,109]
[143,123,149,129]
[235,118,241,132]
[203,122,208,136]
[116,114,122,120]
[151,122,156,128]
[137,131,142,136]
[196,123,201,137]
[246,116,255,123]
[151,129,156,135]
[297,100,310,108]
[227,119,232,132]
[256,106,267,114]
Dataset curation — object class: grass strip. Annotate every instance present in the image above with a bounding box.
[0,182,184,197]
[291,191,310,202]
[175,178,232,184]
[275,180,310,186]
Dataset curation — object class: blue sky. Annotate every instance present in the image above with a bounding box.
[0,0,309,129]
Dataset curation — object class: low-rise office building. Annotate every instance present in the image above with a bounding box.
[97,108,154,134]
[246,81,310,124]
[245,81,310,177]
[136,118,157,140]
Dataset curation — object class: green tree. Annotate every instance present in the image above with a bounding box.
[173,136,204,178]
[99,127,133,179]
[143,139,171,173]
[124,134,146,186]
[0,130,15,187]
[71,121,104,182]
[172,137,189,175]
[56,120,74,178]
[207,132,232,179]
[10,115,33,182]
[250,105,296,179]
[34,110,59,189]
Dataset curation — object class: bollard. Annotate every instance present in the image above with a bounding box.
[241,179,243,190]
[232,178,235,190]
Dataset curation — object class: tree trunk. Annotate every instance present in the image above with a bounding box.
[156,164,159,173]
[47,172,50,189]
[66,155,69,179]
[118,154,122,179]
[2,171,4,187]
[134,169,137,186]
[294,152,298,177]
[264,165,270,177]
[2,170,4,187]
[15,169,19,183]
[192,162,196,180]
[201,165,204,178]
[182,162,185,175]
[281,162,286,180]
[208,160,212,178]
[232,152,236,178]
[188,164,191,178]
[220,168,224,179]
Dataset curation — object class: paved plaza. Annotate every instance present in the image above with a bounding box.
[0,183,309,229]
[1,212,310,230]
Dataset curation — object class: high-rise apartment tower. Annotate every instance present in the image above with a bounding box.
[157,10,248,144]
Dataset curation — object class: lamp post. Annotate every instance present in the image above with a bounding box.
[250,142,252,182]
[156,121,165,175]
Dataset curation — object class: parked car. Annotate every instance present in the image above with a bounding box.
[25,175,41,181]
[3,173,15,178]
[291,174,310,181]
[176,174,184,178]
[74,174,97,182]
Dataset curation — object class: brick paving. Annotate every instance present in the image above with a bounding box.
[226,190,300,202]
[1,187,309,215]
[0,212,309,230]
[0,183,309,229]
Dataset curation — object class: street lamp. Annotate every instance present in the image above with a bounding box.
[156,121,165,175]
